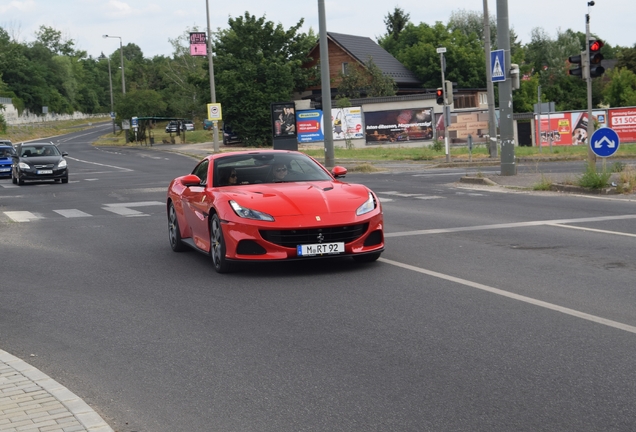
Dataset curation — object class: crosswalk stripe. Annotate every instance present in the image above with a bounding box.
[53,209,92,218]
[4,211,41,222]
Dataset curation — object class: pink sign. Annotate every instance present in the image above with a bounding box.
[189,32,207,57]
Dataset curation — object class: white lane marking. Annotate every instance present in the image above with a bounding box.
[379,198,393,203]
[64,156,133,172]
[0,184,19,189]
[385,214,636,238]
[547,223,636,238]
[412,171,499,177]
[102,201,163,217]
[379,191,444,200]
[85,178,99,181]
[53,209,91,218]
[4,211,41,222]
[380,257,636,335]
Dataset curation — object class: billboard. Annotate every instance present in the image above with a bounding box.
[189,32,207,56]
[297,110,324,143]
[271,102,296,138]
[534,111,607,146]
[364,108,433,143]
[332,107,363,140]
[608,108,636,144]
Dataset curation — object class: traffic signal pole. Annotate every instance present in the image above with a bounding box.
[585,10,596,170]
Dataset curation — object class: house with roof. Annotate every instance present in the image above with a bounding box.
[298,32,423,102]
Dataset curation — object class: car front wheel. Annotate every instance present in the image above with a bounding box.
[210,214,233,273]
[168,203,187,252]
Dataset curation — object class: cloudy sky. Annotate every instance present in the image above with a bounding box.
[1,0,634,59]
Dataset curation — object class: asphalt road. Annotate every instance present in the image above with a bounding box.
[1,125,636,431]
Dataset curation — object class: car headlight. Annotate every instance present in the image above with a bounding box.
[356,192,376,216]
[58,159,67,168]
[230,200,274,221]
[18,162,30,170]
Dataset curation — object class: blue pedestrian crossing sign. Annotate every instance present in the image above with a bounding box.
[491,50,506,82]
[590,127,620,157]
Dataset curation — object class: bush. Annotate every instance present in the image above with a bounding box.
[578,164,611,189]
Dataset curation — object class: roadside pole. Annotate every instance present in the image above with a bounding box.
[537,86,542,153]
[318,0,335,168]
[437,48,450,163]
[206,0,220,153]
[482,0,498,158]
[496,0,516,175]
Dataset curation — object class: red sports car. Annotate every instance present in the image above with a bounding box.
[166,150,384,272]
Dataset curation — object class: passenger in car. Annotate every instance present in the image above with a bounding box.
[219,167,238,186]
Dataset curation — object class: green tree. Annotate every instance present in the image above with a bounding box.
[616,45,636,74]
[383,7,410,41]
[380,21,487,89]
[210,12,317,146]
[603,67,636,107]
[336,59,396,99]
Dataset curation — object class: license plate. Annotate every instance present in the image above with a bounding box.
[0,168,9,172]
[297,242,344,257]
[37,170,53,175]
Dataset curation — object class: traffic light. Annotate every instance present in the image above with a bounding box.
[588,39,605,78]
[436,88,444,105]
[568,51,587,78]
[444,80,453,105]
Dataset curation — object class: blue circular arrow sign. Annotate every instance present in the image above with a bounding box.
[590,128,620,157]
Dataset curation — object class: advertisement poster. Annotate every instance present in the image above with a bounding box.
[535,111,607,146]
[608,108,636,144]
[296,110,324,143]
[365,108,433,143]
[271,102,296,138]
[435,111,489,144]
[332,107,363,140]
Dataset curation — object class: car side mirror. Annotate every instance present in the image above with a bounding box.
[62,152,68,156]
[181,174,202,187]
[331,166,348,178]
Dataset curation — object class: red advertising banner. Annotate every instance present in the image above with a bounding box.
[608,108,636,144]
[535,111,609,147]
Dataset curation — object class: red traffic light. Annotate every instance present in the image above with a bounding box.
[436,88,444,105]
[589,40,604,52]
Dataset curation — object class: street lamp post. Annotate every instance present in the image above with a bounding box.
[102,35,126,94]
[98,52,116,135]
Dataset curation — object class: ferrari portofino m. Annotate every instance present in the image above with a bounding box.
[166,150,384,273]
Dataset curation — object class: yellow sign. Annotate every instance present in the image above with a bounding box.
[207,103,222,121]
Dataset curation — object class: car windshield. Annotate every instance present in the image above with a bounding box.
[21,145,60,157]
[0,148,15,157]
[214,153,333,186]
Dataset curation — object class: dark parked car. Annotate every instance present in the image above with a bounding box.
[0,145,16,178]
[12,142,68,185]
[165,121,181,133]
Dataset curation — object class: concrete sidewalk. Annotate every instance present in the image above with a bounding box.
[0,350,112,432]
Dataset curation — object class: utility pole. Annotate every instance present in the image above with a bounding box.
[496,0,516,176]
[206,0,220,153]
[437,47,450,163]
[318,0,334,168]
[483,0,498,158]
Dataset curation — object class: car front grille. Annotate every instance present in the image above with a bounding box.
[260,223,369,248]
[34,164,55,169]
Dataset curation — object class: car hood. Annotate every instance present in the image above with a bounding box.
[222,181,371,216]
[0,157,12,163]
[20,156,63,164]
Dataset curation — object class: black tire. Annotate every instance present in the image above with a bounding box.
[168,203,187,252]
[210,214,233,273]
[17,176,24,185]
[12,175,17,184]
[352,252,381,263]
